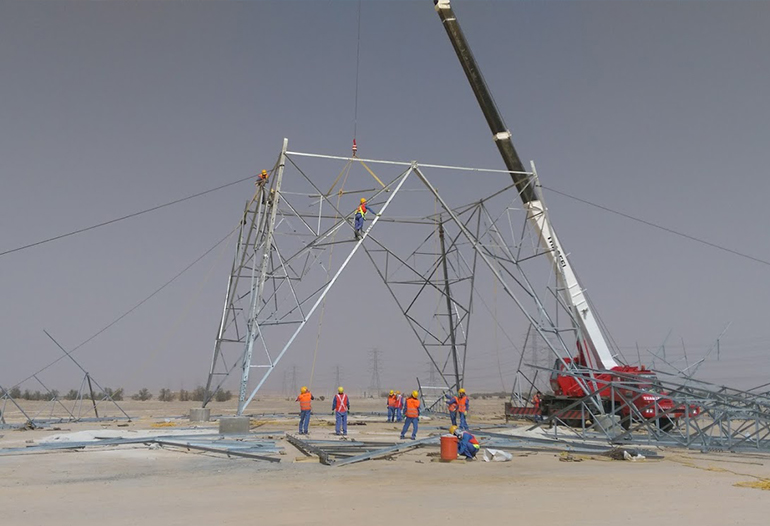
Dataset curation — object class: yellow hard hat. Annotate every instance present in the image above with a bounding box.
[338,386,344,393]
[300,386,308,393]
[360,198,366,203]
[396,391,400,394]
[390,390,394,395]
[262,169,267,175]
[412,390,419,398]
[458,388,466,394]
[449,425,458,435]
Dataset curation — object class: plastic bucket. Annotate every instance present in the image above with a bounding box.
[440,434,458,461]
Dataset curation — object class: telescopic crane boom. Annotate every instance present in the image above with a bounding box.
[433,0,619,371]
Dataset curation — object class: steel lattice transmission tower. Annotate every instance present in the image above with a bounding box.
[368,348,383,397]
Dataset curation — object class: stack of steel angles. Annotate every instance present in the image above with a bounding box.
[286,434,438,466]
[0,433,283,462]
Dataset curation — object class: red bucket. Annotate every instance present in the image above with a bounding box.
[440,434,458,461]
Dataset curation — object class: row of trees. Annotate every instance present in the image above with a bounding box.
[3,386,233,402]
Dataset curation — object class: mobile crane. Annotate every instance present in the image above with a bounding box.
[433,0,696,430]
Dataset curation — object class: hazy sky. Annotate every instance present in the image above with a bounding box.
[2,0,769,399]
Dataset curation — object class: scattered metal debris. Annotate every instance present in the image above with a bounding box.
[0,432,283,462]
[286,434,437,466]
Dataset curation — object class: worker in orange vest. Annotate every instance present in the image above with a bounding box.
[295,386,314,435]
[450,425,480,460]
[258,169,269,184]
[532,391,543,422]
[332,386,350,436]
[445,393,458,427]
[353,198,377,240]
[395,391,404,422]
[400,390,421,440]
[451,388,470,430]
[387,390,399,422]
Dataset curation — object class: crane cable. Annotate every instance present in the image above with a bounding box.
[352,0,362,156]
[308,1,365,390]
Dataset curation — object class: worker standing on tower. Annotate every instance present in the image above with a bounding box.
[332,386,350,436]
[295,386,314,435]
[353,198,377,240]
[387,390,398,422]
[451,388,470,430]
[449,425,480,460]
[400,390,421,440]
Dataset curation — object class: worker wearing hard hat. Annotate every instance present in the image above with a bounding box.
[445,393,459,427]
[449,425,480,460]
[387,390,399,422]
[258,169,269,184]
[332,386,350,436]
[295,386,315,435]
[450,388,470,430]
[400,390,421,440]
[353,198,377,240]
[395,391,404,422]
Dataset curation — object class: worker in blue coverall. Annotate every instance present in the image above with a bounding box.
[332,386,350,436]
[395,391,404,422]
[446,394,458,426]
[451,388,470,430]
[353,198,377,239]
[400,391,421,440]
[450,425,480,460]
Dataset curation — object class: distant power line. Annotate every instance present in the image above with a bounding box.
[544,186,770,268]
[0,173,257,258]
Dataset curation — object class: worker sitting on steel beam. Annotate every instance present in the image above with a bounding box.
[295,386,314,435]
[450,425,480,460]
[400,390,421,440]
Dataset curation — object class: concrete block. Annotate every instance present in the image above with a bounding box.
[219,416,250,435]
[591,414,622,435]
[189,408,211,422]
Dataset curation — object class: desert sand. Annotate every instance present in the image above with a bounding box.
[2,396,769,526]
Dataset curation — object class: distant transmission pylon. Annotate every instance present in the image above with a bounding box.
[368,348,383,397]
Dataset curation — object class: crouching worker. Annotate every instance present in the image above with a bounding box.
[450,425,480,460]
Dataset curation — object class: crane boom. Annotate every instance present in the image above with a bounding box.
[434,0,619,370]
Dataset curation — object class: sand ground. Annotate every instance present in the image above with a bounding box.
[2,397,769,525]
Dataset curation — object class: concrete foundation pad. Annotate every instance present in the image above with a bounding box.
[591,414,622,435]
[189,408,211,422]
[219,416,250,435]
